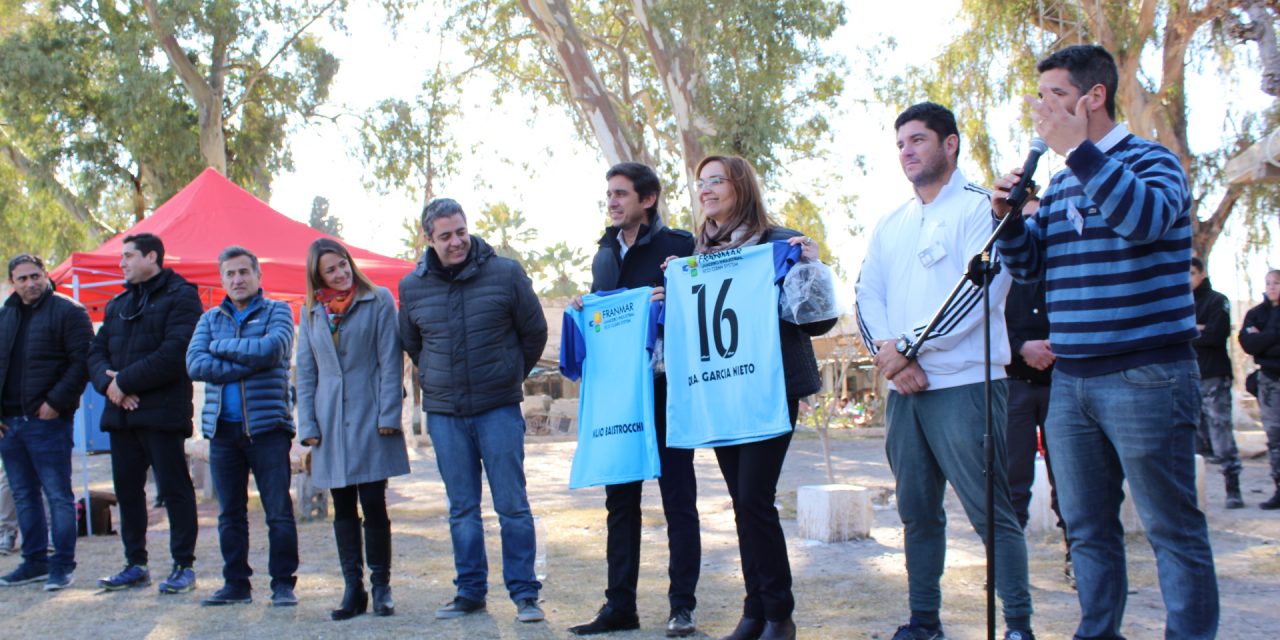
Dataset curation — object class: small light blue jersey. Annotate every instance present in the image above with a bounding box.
[560,287,661,489]
[663,242,800,448]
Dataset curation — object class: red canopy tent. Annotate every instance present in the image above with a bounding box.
[50,168,415,320]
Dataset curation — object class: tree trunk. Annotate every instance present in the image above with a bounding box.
[1243,1,1280,96]
[142,0,228,174]
[517,0,638,166]
[1192,184,1243,259]
[631,0,710,220]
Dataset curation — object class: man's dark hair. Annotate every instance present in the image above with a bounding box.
[123,233,165,268]
[606,162,662,220]
[894,102,961,160]
[7,254,45,278]
[421,198,466,238]
[217,245,260,274]
[1037,44,1118,120]
[1190,256,1205,272]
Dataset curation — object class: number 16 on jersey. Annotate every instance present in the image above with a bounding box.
[663,243,792,448]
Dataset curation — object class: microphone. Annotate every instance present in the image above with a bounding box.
[1005,137,1048,209]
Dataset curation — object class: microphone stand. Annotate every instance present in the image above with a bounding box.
[905,192,1030,640]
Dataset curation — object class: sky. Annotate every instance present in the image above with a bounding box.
[269,0,1280,305]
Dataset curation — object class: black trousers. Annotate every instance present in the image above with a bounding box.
[604,381,701,613]
[331,480,390,527]
[1005,379,1063,529]
[109,430,198,567]
[714,398,799,622]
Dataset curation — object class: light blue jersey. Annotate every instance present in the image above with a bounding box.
[663,242,800,448]
[560,287,661,489]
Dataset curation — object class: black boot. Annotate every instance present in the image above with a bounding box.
[720,617,765,640]
[331,519,368,621]
[759,618,796,640]
[1261,480,1280,511]
[365,522,394,616]
[1226,473,1245,509]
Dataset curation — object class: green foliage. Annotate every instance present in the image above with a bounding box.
[356,64,462,200]
[474,202,539,264]
[0,0,342,244]
[0,163,91,267]
[529,241,590,298]
[449,0,846,188]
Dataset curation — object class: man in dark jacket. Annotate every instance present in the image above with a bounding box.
[0,254,93,590]
[186,246,298,607]
[1190,257,1243,508]
[1002,197,1072,587]
[88,233,202,596]
[567,162,701,637]
[399,198,548,624]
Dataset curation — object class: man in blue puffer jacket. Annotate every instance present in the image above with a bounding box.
[186,245,299,608]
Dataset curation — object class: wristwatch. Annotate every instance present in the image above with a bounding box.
[895,333,913,356]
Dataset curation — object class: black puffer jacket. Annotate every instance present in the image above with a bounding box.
[399,237,548,416]
[591,212,695,291]
[1240,300,1280,377]
[87,268,203,434]
[1004,278,1053,386]
[762,228,836,399]
[0,286,93,416]
[1192,277,1233,379]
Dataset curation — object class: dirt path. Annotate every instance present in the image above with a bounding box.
[1,429,1276,639]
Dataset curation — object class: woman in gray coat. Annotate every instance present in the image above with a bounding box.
[297,238,410,620]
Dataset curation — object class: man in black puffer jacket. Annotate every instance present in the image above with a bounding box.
[399,198,548,624]
[87,233,202,596]
[0,254,92,590]
[1190,257,1243,508]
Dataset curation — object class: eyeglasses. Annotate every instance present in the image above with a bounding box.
[695,176,727,190]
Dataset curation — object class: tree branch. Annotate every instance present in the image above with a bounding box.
[0,140,113,234]
[228,0,342,117]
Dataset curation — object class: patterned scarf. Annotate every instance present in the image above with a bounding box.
[694,217,764,255]
[316,287,355,337]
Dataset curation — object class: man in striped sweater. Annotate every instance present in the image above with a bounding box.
[992,45,1218,640]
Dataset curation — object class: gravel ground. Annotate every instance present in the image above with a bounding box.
[0,427,1276,639]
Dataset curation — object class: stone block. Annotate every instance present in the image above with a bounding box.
[797,484,872,543]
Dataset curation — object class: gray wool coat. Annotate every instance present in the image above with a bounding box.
[296,286,410,489]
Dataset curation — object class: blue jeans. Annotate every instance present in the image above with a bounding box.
[0,417,76,573]
[885,380,1032,629]
[427,404,539,602]
[1048,360,1218,639]
[208,421,298,590]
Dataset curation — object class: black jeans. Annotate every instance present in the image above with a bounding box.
[1005,379,1063,529]
[604,381,701,613]
[109,429,198,567]
[714,398,799,622]
[331,480,389,526]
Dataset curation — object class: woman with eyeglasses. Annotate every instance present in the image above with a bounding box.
[671,155,834,640]
[296,238,410,620]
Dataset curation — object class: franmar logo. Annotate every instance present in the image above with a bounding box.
[590,311,603,333]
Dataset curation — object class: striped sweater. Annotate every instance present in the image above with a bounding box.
[995,125,1196,377]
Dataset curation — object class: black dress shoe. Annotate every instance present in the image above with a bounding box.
[760,618,796,640]
[720,616,765,640]
[568,604,640,635]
